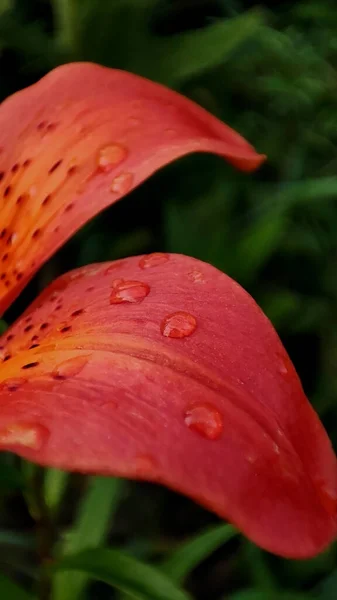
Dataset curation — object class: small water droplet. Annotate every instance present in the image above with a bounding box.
[134,454,156,477]
[188,270,205,284]
[0,423,49,450]
[52,355,90,380]
[128,116,141,126]
[104,261,124,275]
[97,144,128,173]
[184,402,223,440]
[110,172,134,194]
[273,442,280,455]
[28,185,37,198]
[139,253,169,269]
[161,311,197,338]
[0,377,26,392]
[246,452,258,464]
[110,280,150,304]
[7,232,18,246]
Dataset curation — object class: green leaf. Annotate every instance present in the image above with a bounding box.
[0,319,7,334]
[161,523,237,583]
[152,10,264,84]
[228,592,312,600]
[52,476,124,600]
[55,548,191,600]
[0,573,34,599]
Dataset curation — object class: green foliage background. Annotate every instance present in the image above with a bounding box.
[1,0,337,598]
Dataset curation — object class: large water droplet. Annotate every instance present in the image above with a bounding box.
[110,279,150,304]
[139,253,169,269]
[52,355,90,380]
[0,422,49,450]
[97,144,128,173]
[110,172,134,194]
[184,402,223,440]
[161,311,197,338]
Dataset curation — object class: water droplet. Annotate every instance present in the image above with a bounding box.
[7,232,18,246]
[318,482,337,515]
[97,144,128,172]
[110,280,150,304]
[110,172,134,194]
[165,128,176,136]
[0,377,26,392]
[134,454,156,477]
[273,442,280,455]
[52,355,90,380]
[139,253,169,269]
[188,270,205,284]
[0,423,49,450]
[104,260,124,275]
[246,452,258,464]
[184,402,223,440]
[28,185,37,198]
[128,116,141,126]
[161,311,197,338]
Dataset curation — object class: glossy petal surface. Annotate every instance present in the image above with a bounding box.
[0,62,264,316]
[0,254,335,558]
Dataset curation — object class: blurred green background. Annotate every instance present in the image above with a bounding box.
[1,0,337,598]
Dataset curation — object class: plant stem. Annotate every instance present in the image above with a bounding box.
[31,467,56,600]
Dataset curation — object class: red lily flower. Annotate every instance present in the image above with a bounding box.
[0,62,335,559]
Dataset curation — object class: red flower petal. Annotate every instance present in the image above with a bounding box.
[0,62,265,316]
[0,254,335,558]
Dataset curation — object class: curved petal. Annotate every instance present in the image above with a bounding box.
[0,253,335,558]
[0,62,265,316]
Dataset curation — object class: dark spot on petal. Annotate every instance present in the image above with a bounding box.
[48,160,63,174]
[24,324,34,333]
[22,362,39,370]
[71,309,84,317]
[23,159,32,168]
[40,322,49,330]
[60,326,72,333]
[4,186,11,198]
[11,163,19,174]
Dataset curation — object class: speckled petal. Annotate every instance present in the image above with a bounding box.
[0,254,335,559]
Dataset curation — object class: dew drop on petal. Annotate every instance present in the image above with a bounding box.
[52,355,90,380]
[161,311,197,338]
[110,172,134,194]
[0,377,27,392]
[184,402,224,440]
[110,280,150,304]
[134,454,157,477]
[188,270,205,284]
[97,144,128,172]
[139,253,169,269]
[314,477,337,515]
[0,423,49,450]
